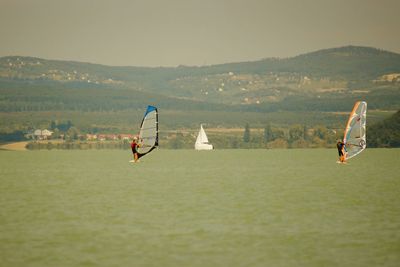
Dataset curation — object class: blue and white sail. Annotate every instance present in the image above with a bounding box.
[137,105,158,158]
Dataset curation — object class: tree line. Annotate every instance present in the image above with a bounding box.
[3,111,399,149]
[159,123,339,149]
[368,110,400,147]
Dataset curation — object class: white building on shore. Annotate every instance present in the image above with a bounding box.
[28,129,53,140]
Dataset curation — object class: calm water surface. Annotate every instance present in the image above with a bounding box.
[1,149,399,267]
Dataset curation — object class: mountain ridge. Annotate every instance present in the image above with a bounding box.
[2,45,399,68]
[0,45,399,115]
[1,45,400,83]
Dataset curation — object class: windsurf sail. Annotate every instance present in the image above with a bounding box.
[343,101,367,160]
[136,105,158,158]
[195,124,213,150]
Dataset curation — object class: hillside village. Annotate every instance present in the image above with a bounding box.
[0,57,122,85]
[2,56,398,107]
[168,71,351,105]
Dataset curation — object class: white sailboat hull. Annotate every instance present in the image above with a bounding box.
[195,143,213,150]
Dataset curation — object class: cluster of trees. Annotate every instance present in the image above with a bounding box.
[0,130,25,143]
[368,110,400,147]
[241,123,338,149]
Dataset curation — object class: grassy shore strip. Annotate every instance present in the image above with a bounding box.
[0,141,28,151]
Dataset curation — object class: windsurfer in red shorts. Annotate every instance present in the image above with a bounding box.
[131,136,140,162]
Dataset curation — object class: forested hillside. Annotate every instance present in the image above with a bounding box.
[0,45,399,147]
[1,46,399,113]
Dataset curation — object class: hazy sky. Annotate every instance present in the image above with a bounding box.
[1,0,399,67]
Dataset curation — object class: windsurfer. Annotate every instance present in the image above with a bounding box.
[131,136,140,162]
[336,139,346,163]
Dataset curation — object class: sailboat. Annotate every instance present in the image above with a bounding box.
[195,124,213,150]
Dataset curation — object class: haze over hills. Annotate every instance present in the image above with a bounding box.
[0,45,399,131]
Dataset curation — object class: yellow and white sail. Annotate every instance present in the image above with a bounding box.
[343,101,367,160]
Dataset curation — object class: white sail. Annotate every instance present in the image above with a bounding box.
[196,125,209,144]
[136,105,158,157]
[195,124,213,150]
[343,101,367,160]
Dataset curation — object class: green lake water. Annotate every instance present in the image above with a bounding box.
[1,149,399,267]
